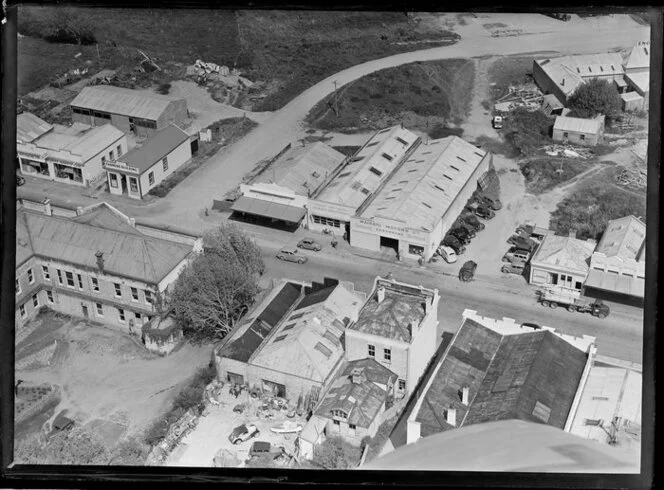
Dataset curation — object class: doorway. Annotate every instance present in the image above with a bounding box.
[380,236,400,259]
[120,174,128,194]
[81,305,89,318]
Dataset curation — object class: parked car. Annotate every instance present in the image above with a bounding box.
[461,213,485,232]
[466,201,495,220]
[442,236,466,255]
[451,226,476,240]
[276,247,308,264]
[229,424,260,444]
[297,238,322,251]
[507,234,538,252]
[249,441,273,457]
[521,322,541,330]
[502,247,531,263]
[516,224,549,242]
[501,262,526,275]
[437,245,457,264]
[492,115,503,129]
[17,174,26,186]
[476,193,502,211]
[459,260,477,282]
[447,229,471,245]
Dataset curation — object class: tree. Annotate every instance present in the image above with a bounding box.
[15,427,110,465]
[169,223,264,344]
[567,78,622,122]
[502,107,553,156]
[108,437,150,465]
[312,436,362,469]
[42,8,97,45]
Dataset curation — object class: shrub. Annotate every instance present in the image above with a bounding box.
[109,437,151,465]
[567,78,622,122]
[312,436,362,469]
[157,82,171,95]
[429,124,464,139]
[502,107,553,156]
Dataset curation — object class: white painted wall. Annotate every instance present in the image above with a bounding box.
[139,139,192,196]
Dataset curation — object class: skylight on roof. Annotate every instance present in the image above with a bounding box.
[283,323,296,331]
[532,401,552,423]
[408,169,418,173]
[369,167,383,176]
[314,342,333,358]
[456,156,466,163]
[338,171,351,178]
[361,188,370,195]
[396,137,409,145]
[422,202,432,209]
[434,185,445,192]
[576,67,581,73]
[366,141,379,147]
[450,165,459,171]
[492,373,514,393]
[290,311,305,320]
[382,153,394,161]
[611,65,615,70]
[273,334,287,343]
[443,174,453,180]
[391,187,403,192]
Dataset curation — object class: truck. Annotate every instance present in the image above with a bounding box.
[537,286,610,318]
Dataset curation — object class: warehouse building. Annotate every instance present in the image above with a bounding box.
[351,136,491,261]
[17,112,127,188]
[230,142,347,229]
[104,124,191,200]
[584,215,646,307]
[70,85,188,138]
[307,125,420,236]
[552,115,605,146]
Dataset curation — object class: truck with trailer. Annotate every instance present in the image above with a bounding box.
[537,286,610,318]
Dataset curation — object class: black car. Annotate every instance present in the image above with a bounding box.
[521,322,542,330]
[507,234,537,252]
[466,201,495,220]
[449,227,474,243]
[461,213,485,232]
[442,236,466,255]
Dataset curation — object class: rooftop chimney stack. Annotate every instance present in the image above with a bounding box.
[351,368,363,384]
[446,407,457,426]
[95,250,105,273]
[377,286,386,304]
[42,198,52,216]
[460,386,470,406]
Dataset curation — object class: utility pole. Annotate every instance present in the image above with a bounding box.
[333,80,339,117]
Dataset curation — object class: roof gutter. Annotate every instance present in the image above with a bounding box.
[563,343,598,432]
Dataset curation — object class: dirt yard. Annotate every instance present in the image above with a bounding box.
[14,312,213,452]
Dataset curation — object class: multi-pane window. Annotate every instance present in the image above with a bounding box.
[32,294,39,308]
[312,215,341,228]
[117,145,122,157]
[114,283,122,297]
[27,268,34,284]
[118,308,125,322]
[109,150,115,160]
[131,287,139,301]
[16,279,21,295]
[91,277,100,292]
[144,290,153,304]
[110,173,119,188]
[20,304,26,318]
[384,348,392,362]
[47,290,54,303]
[398,379,406,390]
[77,274,83,289]
[42,265,50,281]
[368,344,375,357]
[57,269,64,285]
[129,177,139,193]
[148,172,155,185]
[162,157,169,171]
[65,271,75,288]
[96,303,104,316]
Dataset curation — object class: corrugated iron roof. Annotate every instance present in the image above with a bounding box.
[360,136,487,231]
[119,124,189,174]
[317,125,419,210]
[231,195,305,224]
[584,269,644,298]
[536,53,624,97]
[595,215,645,259]
[625,71,649,93]
[253,142,346,196]
[16,112,53,143]
[530,234,596,273]
[622,42,650,71]
[621,91,643,102]
[553,115,604,134]
[70,85,185,121]
[17,204,194,284]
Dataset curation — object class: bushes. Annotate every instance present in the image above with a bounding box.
[312,436,362,469]
[520,158,591,194]
[567,78,622,122]
[157,83,171,95]
[109,437,151,465]
[502,107,554,156]
[429,124,464,139]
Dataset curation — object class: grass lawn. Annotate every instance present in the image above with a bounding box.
[550,167,646,241]
[487,56,538,101]
[306,59,474,133]
[520,157,592,194]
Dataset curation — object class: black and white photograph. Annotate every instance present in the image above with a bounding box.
[1,4,657,486]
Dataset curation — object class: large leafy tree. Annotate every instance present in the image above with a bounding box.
[169,223,264,344]
[312,436,362,469]
[567,78,622,121]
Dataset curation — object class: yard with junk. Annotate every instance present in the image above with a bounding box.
[13,308,213,464]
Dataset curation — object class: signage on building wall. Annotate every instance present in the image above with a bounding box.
[19,151,47,161]
[307,199,355,219]
[351,217,427,243]
[46,156,84,168]
[103,161,139,174]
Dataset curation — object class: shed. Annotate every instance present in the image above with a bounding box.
[621,92,644,112]
[552,115,605,146]
[541,94,565,117]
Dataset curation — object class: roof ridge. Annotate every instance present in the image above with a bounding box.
[18,209,36,261]
[140,239,160,284]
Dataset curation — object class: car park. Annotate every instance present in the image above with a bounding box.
[476,194,502,211]
[451,226,476,240]
[466,201,495,220]
[442,236,466,255]
[460,213,485,232]
[297,238,322,251]
[437,245,458,264]
[229,423,260,444]
[276,247,308,264]
[507,234,538,252]
[502,247,531,263]
[501,262,526,274]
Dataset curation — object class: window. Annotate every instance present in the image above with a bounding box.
[118,308,126,322]
[102,156,107,165]
[580,134,586,141]
[148,172,155,185]
[333,419,340,426]
[91,277,100,292]
[575,281,583,289]
[135,312,142,320]
[409,245,424,255]
[398,379,406,390]
[384,348,392,362]
[532,401,552,423]
[109,150,115,160]
[42,265,50,281]
[162,157,169,171]
[65,271,75,288]
[549,273,558,285]
[131,287,139,301]
[368,344,375,357]
[348,423,356,435]
[129,177,138,193]
[117,145,122,157]
[27,268,34,284]
[584,418,602,426]
[563,132,569,138]
[314,342,332,358]
[144,290,153,304]
[110,173,118,188]
[32,294,39,308]
[96,303,104,316]
[57,269,64,285]
[369,166,383,176]
[77,274,83,289]
[47,290,54,303]
[16,279,21,295]
[20,304,27,318]
[114,283,122,297]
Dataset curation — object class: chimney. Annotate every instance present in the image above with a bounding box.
[568,229,577,239]
[459,386,470,405]
[95,250,105,273]
[446,407,457,426]
[377,286,386,303]
[42,198,52,216]
[351,368,363,384]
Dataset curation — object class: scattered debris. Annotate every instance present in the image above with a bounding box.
[541,144,594,159]
[494,84,543,112]
[615,167,647,190]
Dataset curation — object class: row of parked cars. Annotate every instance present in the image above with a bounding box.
[500,224,546,274]
[437,191,502,263]
[275,238,323,264]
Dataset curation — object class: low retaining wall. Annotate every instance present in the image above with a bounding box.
[15,385,61,425]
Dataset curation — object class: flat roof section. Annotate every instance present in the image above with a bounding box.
[231,195,306,224]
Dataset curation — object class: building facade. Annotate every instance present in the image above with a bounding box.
[17,112,127,188]
[552,115,605,146]
[70,85,188,138]
[529,232,597,290]
[104,124,192,199]
[15,201,201,335]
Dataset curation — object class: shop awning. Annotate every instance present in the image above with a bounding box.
[585,269,644,298]
[231,195,305,224]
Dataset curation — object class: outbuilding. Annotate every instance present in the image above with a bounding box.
[552,115,605,146]
[70,85,188,138]
[104,124,191,199]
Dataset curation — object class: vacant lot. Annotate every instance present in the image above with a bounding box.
[306,59,474,133]
[14,310,213,461]
[520,157,593,194]
[487,56,538,101]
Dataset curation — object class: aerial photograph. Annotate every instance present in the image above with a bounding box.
[9,6,652,475]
